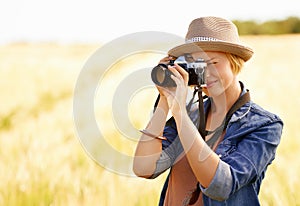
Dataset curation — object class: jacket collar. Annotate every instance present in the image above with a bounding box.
[203,81,251,123]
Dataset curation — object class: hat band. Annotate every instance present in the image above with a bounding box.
[186,36,220,43]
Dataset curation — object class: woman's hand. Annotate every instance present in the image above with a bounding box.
[157,63,189,117]
[155,56,175,105]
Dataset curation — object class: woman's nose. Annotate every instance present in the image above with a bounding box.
[205,67,211,78]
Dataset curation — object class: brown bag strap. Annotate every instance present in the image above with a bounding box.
[205,90,250,147]
[188,89,250,205]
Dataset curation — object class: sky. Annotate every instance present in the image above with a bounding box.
[1,0,299,44]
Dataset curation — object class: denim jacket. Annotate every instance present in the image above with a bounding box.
[150,83,283,206]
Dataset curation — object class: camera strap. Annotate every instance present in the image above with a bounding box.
[188,85,250,205]
[196,86,250,144]
[184,86,208,139]
[154,85,250,144]
[154,85,250,205]
[197,87,207,139]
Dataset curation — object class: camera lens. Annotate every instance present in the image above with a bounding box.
[155,65,166,84]
[151,64,176,87]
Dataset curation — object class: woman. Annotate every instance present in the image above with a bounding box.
[133,16,283,206]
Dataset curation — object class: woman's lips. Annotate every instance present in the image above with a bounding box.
[204,80,218,88]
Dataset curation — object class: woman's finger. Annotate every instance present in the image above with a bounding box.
[174,63,189,84]
[168,65,188,86]
[158,56,176,64]
[168,65,180,76]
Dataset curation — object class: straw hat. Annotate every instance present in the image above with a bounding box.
[168,16,254,62]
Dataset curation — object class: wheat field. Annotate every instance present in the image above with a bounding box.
[0,35,299,205]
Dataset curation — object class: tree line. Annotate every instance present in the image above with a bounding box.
[233,16,300,35]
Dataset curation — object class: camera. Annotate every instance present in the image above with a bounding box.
[151,57,207,87]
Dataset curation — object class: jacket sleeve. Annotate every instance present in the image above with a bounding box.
[201,111,283,201]
[148,118,184,179]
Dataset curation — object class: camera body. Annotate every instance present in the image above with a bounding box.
[151,58,207,87]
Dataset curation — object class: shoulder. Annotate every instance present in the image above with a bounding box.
[231,101,283,127]
[226,101,283,143]
[233,82,283,127]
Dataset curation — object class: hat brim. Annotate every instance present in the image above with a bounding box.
[168,41,254,62]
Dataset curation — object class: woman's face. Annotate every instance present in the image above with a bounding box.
[190,51,237,97]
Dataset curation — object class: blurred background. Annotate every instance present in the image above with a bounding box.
[1,0,300,205]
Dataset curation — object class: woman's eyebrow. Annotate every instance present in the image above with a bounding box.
[205,57,217,63]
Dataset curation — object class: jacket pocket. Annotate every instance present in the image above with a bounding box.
[216,140,237,159]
